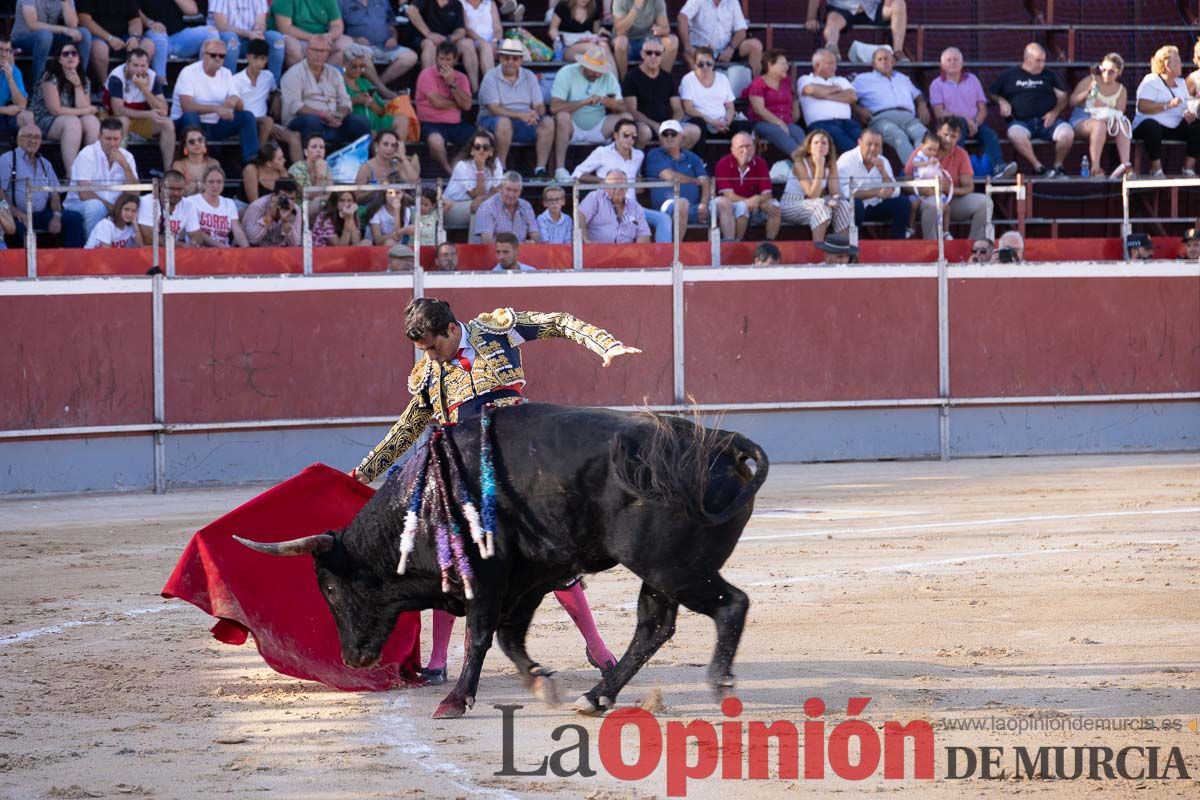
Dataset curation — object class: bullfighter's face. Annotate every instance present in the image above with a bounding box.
[413,321,464,364]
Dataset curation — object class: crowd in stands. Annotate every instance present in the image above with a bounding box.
[5,0,1200,261]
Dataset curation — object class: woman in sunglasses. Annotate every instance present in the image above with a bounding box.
[171,125,220,196]
[29,39,99,172]
[443,128,504,232]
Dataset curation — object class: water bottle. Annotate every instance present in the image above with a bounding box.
[1080,155,1090,178]
[553,37,564,61]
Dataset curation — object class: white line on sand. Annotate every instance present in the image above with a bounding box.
[747,548,1074,587]
[0,604,182,646]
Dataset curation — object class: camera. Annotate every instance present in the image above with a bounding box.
[278,195,290,210]
[997,247,1018,263]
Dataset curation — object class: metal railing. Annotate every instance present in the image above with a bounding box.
[301,181,421,275]
[25,180,160,278]
[1120,174,1200,259]
[569,179,682,270]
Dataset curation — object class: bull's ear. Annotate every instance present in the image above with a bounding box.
[233,533,336,556]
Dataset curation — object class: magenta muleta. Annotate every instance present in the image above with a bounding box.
[496,696,934,797]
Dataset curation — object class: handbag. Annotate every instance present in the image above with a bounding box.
[1088,106,1132,139]
[384,94,421,143]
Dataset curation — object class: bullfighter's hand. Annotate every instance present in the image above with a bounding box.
[349,468,370,484]
[602,345,642,367]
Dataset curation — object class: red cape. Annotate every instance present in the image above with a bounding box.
[161,463,423,691]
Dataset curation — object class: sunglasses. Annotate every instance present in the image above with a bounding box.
[660,130,679,137]
[472,142,492,150]
[60,50,80,57]
[642,50,663,57]
[204,51,226,58]
[697,61,714,68]
[186,137,204,145]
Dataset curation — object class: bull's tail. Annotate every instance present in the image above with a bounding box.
[707,432,769,526]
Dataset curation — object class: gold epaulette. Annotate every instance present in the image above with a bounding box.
[473,307,516,334]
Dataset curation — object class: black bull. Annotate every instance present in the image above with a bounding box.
[237,403,769,718]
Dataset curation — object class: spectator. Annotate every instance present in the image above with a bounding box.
[1132,45,1200,178]
[210,0,285,84]
[548,0,612,70]
[1125,232,1153,261]
[1187,38,1200,99]
[12,0,93,86]
[29,38,98,172]
[808,0,909,62]
[339,0,418,90]
[611,0,677,79]
[84,191,144,248]
[272,0,354,69]
[477,39,554,178]
[312,189,365,245]
[1068,53,1131,180]
[930,46,1017,179]
[677,0,762,78]
[413,188,443,246]
[752,241,780,265]
[387,242,414,270]
[461,0,501,93]
[104,47,174,171]
[621,35,699,149]
[364,184,416,246]
[280,34,368,148]
[433,240,458,270]
[185,165,249,246]
[0,197,14,244]
[171,125,220,194]
[288,131,332,208]
[780,129,852,242]
[852,45,928,165]
[572,117,671,242]
[798,47,861,155]
[1180,227,1200,260]
[1,123,84,247]
[233,38,300,163]
[170,38,260,165]
[814,231,858,263]
[136,168,208,245]
[644,118,711,233]
[551,45,630,182]
[353,130,420,200]
[140,0,219,79]
[576,170,650,242]
[967,238,993,263]
[443,128,504,230]
[406,0,477,91]
[713,130,781,241]
[747,48,804,158]
[242,177,303,246]
[242,140,289,203]
[342,44,407,138]
[907,130,952,238]
[64,116,137,236]
[536,183,573,243]
[996,230,1023,262]
[492,230,537,271]
[475,171,540,243]
[905,116,990,242]
[988,43,1073,178]
[415,41,474,176]
[836,128,908,239]
[680,46,750,143]
[77,0,154,86]
[0,36,34,142]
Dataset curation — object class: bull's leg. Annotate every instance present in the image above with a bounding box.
[494,591,561,707]
[432,599,502,719]
[667,572,749,699]
[574,582,678,715]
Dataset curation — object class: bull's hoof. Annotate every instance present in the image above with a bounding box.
[572,694,613,716]
[530,673,561,707]
[431,694,474,719]
[710,676,736,702]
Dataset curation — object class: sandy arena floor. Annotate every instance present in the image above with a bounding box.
[1,453,1198,799]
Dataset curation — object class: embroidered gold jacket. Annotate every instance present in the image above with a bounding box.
[356,308,622,481]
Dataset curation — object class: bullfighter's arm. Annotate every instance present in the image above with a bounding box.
[355,394,434,482]
[500,309,640,364]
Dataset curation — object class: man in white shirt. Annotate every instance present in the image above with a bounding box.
[836,128,909,239]
[105,48,174,171]
[571,117,672,242]
[806,0,909,62]
[798,47,861,155]
[851,45,928,164]
[677,0,762,76]
[64,116,139,237]
[136,168,211,245]
[171,38,260,164]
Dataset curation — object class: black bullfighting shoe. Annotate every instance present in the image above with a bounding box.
[420,666,448,686]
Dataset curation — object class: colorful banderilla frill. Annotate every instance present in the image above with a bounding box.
[479,403,499,558]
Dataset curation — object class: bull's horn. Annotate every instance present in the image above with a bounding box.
[233,533,335,556]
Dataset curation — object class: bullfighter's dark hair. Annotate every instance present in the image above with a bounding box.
[405,298,457,340]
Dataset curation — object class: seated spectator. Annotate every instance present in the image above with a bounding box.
[1187,39,1200,99]
[852,45,928,165]
[780,129,852,243]
[272,0,354,70]
[443,129,504,230]
[905,117,990,242]
[29,39,98,173]
[84,191,143,248]
[477,40,554,177]
[644,119,711,233]
[1,123,84,247]
[798,47,861,155]
[354,131,420,200]
[233,38,301,163]
[461,0,501,94]
[406,0,478,91]
[815,231,858,264]
[1180,228,1200,260]
[621,35,699,149]
[312,189,365,246]
[342,44,409,138]
[141,0,219,79]
[0,198,14,245]
[752,241,780,265]
[64,116,137,236]
[211,0,285,83]
[536,183,573,243]
[996,230,1023,262]
[415,42,474,176]
[0,36,34,142]
[836,128,907,239]
[242,141,289,203]
[967,238,993,263]
[288,132,332,212]
[713,131,781,241]
[611,0,677,79]
[930,46,1016,179]
[387,242,414,271]
[1068,53,1131,179]
[549,0,613,70]
[171,125,220,195]
[988,43,1073,178]
[572,117,671,242]
[807,0,909,62]
[677,0,762,78]
[104,48,174,171]
[680,46,751,143]
[577,170,650,243]
[747,48,805,159]
[475,171,540,243]
[136,168,209,245]
[281,34,369,147]
[433,240,458,270]
[170,38,259,165]
[411,188,442,246]
[492,230,537,271]
[551,45,631,182]
[77,0,155,87]
[907,130,952,238]
[1125,232,1153,261]
[364,184,422,247]
[1132,45,1200,178]
[339,0,418,91]
[185,165,249,246]
[12,0,93,86]
[242,177,303,246]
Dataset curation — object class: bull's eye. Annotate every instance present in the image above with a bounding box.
[326,585,336,595]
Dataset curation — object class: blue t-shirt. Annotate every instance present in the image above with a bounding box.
[644,146,706,209]
[0,68,27,107]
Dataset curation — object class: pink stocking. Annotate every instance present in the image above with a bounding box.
[426,609,456,670]
[554,582,616,669]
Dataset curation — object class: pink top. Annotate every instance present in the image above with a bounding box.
[414,65,471,124]
[745,75,794,123]
[928,72,987,119]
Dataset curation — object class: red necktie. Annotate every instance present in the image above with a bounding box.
[454,348,471,371]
